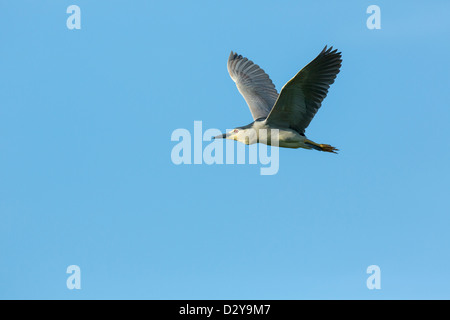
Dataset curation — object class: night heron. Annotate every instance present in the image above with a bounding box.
[214,46,342,153]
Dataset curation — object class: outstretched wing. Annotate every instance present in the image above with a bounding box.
[227,51,279,120]
[266,46,342,134]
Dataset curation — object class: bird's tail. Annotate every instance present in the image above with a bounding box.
[304,139,339,154]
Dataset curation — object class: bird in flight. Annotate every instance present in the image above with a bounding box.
[215,46,342,153]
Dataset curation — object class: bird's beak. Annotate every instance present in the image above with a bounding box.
[213,133,227,140]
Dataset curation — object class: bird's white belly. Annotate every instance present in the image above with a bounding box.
[254,125,307,149]
[234,122,309,149]
[276,130,307,148]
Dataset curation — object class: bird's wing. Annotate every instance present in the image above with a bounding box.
[227,51,279,120]
[265,46,342,134]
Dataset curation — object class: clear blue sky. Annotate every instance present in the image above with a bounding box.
[1,0,449,299]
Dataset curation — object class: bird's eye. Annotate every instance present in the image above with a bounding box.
[234,129,239,133]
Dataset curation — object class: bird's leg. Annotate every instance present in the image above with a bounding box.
[304,139,339,154]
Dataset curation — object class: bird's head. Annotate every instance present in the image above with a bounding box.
[213,127,257,145]
[214,128,240,141]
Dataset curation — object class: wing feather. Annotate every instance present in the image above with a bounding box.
[227,51,279,120]
[265,46,342,134]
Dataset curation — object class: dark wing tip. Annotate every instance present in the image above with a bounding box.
[320,45,343,66]
[322,45,341,54]
[229,51,244,60]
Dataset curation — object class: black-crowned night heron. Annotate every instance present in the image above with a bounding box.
[214,46,342,153]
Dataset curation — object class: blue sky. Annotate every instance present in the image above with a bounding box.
[1,0,449,299]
